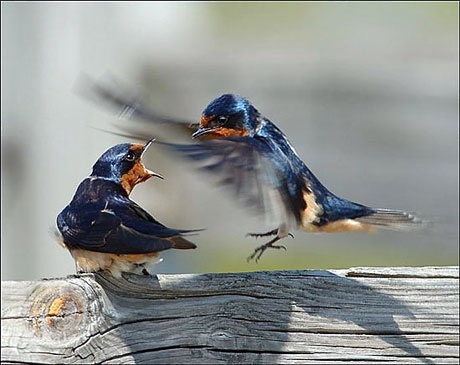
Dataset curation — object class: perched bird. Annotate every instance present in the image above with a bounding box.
[56,139,198,277]
[85,80,423,262]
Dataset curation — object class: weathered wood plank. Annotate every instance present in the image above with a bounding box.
[1,266,459,364]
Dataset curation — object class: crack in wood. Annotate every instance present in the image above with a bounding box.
[2,266,458,364]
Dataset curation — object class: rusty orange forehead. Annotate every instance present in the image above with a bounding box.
[130,143,144,152]
[200,114,215,128]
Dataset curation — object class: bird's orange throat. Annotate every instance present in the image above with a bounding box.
[121,162,154,195]
[206,127,250,138]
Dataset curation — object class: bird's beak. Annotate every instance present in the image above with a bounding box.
[141,138,156,158]
[140,138,164,180]
[192,127,218,139]
[145,169,164,180]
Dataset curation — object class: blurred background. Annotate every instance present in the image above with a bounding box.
[2,2,458,280]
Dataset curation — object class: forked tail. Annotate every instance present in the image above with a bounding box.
[355,208,425,231]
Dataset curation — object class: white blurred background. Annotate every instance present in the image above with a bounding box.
[2,2,458,280]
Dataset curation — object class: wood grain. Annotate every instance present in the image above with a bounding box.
[2,266,459,364]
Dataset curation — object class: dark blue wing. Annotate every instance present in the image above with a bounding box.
[114,198,203,237]
[57,201,195,254]
[160,137,307,229]
[57,206,121,248]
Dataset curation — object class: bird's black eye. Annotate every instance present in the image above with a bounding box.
[124,152,136,162]
[217,116,228,125]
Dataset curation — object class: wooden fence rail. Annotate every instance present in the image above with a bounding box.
[2,266,459,364]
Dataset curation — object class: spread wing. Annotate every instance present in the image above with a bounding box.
[161,137,307,230]
[78,78,312,228]
[78,75,198,135]
[57,201,197,254]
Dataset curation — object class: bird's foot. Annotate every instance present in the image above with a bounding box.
[247,235,288,263]
[245,228,278,238]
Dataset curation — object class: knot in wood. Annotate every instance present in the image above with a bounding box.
[28,284,84,339]
[208,320,250,349]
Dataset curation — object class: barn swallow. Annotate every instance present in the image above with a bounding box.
[56,139,198,277]
[85,80,423,262]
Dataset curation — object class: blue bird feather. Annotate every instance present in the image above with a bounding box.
[84,80,424,261]
[56,142,199,275]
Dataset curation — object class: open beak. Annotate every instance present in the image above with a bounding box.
[141,138,156,158]
[145,169,164,180]
[140,138,164,180]
[191,127,218,139]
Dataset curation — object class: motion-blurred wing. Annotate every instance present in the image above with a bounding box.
[78,75,198,134]
[162,137,305,229]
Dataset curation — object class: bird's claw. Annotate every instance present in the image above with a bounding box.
[246,229,293,262]
[247,241,288,263]
[246,245,267,263]
[245,229,278,239]
[246,249,262,263]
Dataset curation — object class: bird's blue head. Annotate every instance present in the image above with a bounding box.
[90,140,163,194]
[192,94,261,138]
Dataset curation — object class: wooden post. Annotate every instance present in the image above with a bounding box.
[2,266,459,364]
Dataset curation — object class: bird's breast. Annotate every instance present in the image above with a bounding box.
[299,187,323,228]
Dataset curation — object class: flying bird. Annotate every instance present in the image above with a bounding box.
[56,139,198,277]
[85,80,423,262]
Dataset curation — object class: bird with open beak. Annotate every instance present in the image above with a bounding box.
[56,139,198,277]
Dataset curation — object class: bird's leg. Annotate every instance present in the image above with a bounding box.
[245,228,278,238]
[75,262,86,275]
[247,234,289,263]
[135,263,151,276]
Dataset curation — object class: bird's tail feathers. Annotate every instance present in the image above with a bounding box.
[170,236,197,250]
[355,208,426,231]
